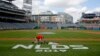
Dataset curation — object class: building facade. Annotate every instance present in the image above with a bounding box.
[57,12,73,24]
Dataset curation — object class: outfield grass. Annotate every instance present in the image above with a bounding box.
[0,41,100,56]
[0,30,100,56]
[0,30,100,38]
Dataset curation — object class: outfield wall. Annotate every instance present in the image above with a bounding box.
[0,22,100,30]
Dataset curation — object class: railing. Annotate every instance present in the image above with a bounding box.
[0,16,26,21]
[0,10,26,16]
[0,6,26,14]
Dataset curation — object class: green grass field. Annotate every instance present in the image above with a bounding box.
[0,30,100,56]
[0,30,100,38]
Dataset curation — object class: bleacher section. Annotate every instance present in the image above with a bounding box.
[0,0,27,23]
[0,22,38,30]
[44,23,58,29]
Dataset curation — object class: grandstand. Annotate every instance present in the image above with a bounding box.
[79,13,100,30]
[0,0,76,30]
[0,4,57,30]
[0,0,37,30]
[0,0,59,30]
[0,0,27,22]
[1,0,99,30]
[0,22,38,30]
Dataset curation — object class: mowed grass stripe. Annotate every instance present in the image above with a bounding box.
[0,30,100,38]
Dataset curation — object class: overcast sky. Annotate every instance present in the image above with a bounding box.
[12,0,100,23]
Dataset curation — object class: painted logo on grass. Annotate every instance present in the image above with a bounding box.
[12,42,89,52]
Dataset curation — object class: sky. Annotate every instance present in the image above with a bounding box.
[12,0,100,23]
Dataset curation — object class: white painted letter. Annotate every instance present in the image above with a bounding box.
[70,45,89,49]
[59,50,67,52]
[12,44,33,49]
[36,50,43,52]
[52,45,69,49]
[44,50,52,52]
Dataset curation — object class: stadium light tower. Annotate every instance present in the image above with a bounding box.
[23,0,32,22]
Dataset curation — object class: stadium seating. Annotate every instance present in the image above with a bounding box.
[43,23,58,29]
[0,22,60,30]
[0,22,38,30]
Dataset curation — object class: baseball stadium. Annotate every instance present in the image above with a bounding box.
[0,0,100,56]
